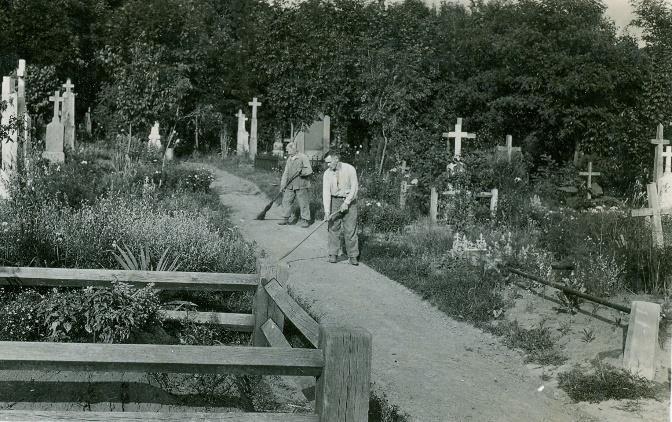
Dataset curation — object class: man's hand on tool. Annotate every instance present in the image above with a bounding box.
[339,202,349,212]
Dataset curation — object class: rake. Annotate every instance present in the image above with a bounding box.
[255,171,303,220]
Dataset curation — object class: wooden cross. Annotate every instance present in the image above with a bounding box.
[442,118,475,158]
[579,161,601,199]
[49,91,63,121]
[631,183,672,248]
[62,79,75,93]
[475,188,499,218]
[496,135,522,163]
[650,123,670,182]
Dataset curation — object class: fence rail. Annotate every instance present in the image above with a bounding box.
[0,258,372,421]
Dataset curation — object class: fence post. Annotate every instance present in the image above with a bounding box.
[252,258,286,346]
[315,324,371,422]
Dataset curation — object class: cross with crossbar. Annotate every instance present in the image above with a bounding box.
[49,91,63,121]
[442,118,475,158]
[651,123,670,182]
[631,183,672,248]
[579,161,601,199]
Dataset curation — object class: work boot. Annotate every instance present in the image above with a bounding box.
[299,219,311,228]
[329,255,337,263]
[277,218,289,226]
[287,217,298,225]
[349,257,359,266]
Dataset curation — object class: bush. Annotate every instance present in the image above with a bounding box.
[558,362,658,403]
[360,200,413,233]
[0,289,44,341]
[487,320,566,365]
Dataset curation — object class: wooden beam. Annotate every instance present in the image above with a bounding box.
[160,311,255,332]
[262,319,316,401]
[0,342,324,376]
[0,410,319,421]
[0,267,258,291]
[264,280,320,348]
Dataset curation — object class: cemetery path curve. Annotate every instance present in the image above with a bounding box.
[209,166,591,422]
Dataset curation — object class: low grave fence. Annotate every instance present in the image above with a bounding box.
[0,258,371,421]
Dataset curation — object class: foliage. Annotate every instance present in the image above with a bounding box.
[558,361,659,403]
[112,244,181,271]
[0,289,44,341]
[359,200,413,233]
[487,320,566,366]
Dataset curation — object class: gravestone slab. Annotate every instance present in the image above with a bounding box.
[85,107,92,135]
[248,97,261,159]
[147,121,161,149]
[1,76,18,197]
[235,109,248,156]
[295,115,330,159]
[62,79,76,150]
[623,301,661,380]
[43,90,65,163]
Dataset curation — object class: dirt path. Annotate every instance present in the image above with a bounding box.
[211,166,590,422]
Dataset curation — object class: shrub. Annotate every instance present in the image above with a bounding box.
[558,362,658,403]
[360,200,413,233]
[487,320,566,365]
[0,289,44,341]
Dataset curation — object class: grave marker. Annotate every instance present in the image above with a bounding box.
[631,183,672,248]
[579,161,601,199]
[623,301,661,380]
[0,76,18,197]
[495,135,522,163]
[442,118,475,158]
[85,107,92,136]
[43,90,65,163]
[430,187,438,223]
[235,109,248,157]
[475,188,499,218]
[399,161,413,209]
[148,121,162,149]
[16,60,29,172]
[248,97,261,159]
[62,79,76,150]
[294,114,330,159]
[658,146,672,208]
[650,124,669,183]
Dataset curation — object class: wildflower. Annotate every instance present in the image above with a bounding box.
[376,202,381,207]
[514,177,522,182]
[1,222,7,226]
[81,161,88,165]
[356,151,360,155]
[411,179,418,185]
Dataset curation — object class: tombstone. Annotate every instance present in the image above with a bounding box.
[0,76,18,197]
[15,60,28,170]
[294,114,330,159]
[85,107,92,136]
[579,162,601,199]
[495,135,522,163]
[272,130,284,157]
[429,187,438,223]
[631,183,672,248]
[442,117,476,159]
[62,79,76,150]
[657,146,672,208]
[248,97,261,159]
[148,121,162,149]
[235,109,248,157]
[650,124,669,183]
[623,301,661,380]
[42,90,65,164]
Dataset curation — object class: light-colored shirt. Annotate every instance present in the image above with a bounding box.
[281,153,313,190]
[323,162,358,212]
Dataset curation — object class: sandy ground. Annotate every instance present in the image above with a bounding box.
[210,165,602,422]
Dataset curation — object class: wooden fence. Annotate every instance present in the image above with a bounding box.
[0,258,371,421]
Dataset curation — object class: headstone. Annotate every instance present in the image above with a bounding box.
[248,97,261,159]
[442,117,476,158]
[294,114,331,159]
[235,109,248,157]
[495,135,522,163]
[631,183,672,248]
[85,107,92,135]
[272,130,284,157]
[0,76,18,197]
[623,301,661,380]
[579,162,601,199]
[650,123,669,183]
[658,146,672,208]
[148,121,162,149]
[43,90,65,163]
[430,187,438,223]
[16,60,27,165]
[62,79,76,150]
[164,147,174,161]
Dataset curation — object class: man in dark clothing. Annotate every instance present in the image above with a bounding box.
[278,142,313,227]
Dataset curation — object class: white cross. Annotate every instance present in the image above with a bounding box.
[16,60,25,78]
[579,161,601,199]
[496,135,521,162]
[62,79,75,93]
[663,146,672,174]
[651,123,670,182]
[442,118,475,158]
[248,97,262,117]
[49,91,63,121]
[631,183,672,248]
[235,110,247,121]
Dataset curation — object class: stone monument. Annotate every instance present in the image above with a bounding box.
[62,79,76,150]
[235,109,248,157]
[85,107,92,136]
[43,90,65,163]
[148,121,162,149]
[294,114,330,159]
[0,76,18,197]
[248,97,261,159]
[658,146,672,208]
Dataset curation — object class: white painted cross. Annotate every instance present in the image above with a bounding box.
[579,161,601,199]
[631,183,672,248]
[650,123,669,183]
[496,135,522,163]
[248,97,262,158]
[442,118,475,158]
[662,146,672,174]
[62,79,74,93]
[49,91,63,122]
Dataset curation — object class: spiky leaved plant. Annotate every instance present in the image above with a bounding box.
[112,243,181,272]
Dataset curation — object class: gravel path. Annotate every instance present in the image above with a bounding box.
[211,166,590,422]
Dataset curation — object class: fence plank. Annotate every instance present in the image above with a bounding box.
[265,280,319,348]
[0,342,323,376]
[160,311,255,332]
[253,258,285,346]
[315,325,372,421]
[0,410,319,421]
[262,320,316,401]
[0,267,258,291]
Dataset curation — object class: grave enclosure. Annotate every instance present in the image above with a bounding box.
[0,258,372,421]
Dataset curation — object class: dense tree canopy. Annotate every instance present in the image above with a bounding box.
[1,0,671,189]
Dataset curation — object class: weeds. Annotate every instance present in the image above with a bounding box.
[580,328,596,343]
[487,320,567,366]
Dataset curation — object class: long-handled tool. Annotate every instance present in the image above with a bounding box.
[255,171,303,220]
[279,211,342,261]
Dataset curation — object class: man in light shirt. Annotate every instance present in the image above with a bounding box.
[322,152,359,265]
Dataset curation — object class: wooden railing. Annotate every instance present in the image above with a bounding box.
[0,258,372,421]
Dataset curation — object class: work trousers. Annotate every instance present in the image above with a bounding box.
[328,197,359,258]
[282,188,311,221]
